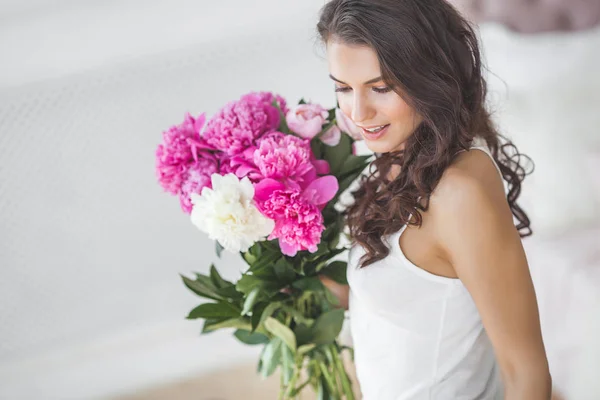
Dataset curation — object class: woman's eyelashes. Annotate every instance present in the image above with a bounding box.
[334,86,392,94]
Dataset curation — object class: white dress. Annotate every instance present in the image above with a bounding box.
[347,138,504,399]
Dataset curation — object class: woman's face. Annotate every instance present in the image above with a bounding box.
[326,40,423,153]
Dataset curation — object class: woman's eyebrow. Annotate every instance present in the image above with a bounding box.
[329,74,383,85]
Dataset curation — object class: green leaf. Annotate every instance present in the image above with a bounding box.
[202,317,252,333]
[215,284,243,300]
[321,223,340,243]
[236,274,262,295]
[264,317,297,351]
[200,318,227,334]
[297,343,316,355]
[293,322,313,347]
[242,287,261,316]
[327,107,336,121]
[236,274,281,296]
[187,301,241,319]
[181,274,222,301]
[272,100,290,134]
[242,251,256,264]
[215,241,224,258]
[257,302,281,330]
[320,261,348,285]
[335,173,361,200]
[322,133,353,176]
[292,276,325,292]
[259,337,282,378]
[262,239,281,252]
[298,98,307,105]
[339,155,372,177]
[250,251,281,273]
[281,343,294,385]
[249,265,277,281]
[234,329,269,345]
[310,137,324,160]
[313,247,347,268]
[194,272,215,285]
[251,302,268,332]
[305,240,332,261]
[248,248,282,281]
[310,309,345,345]
[209,264,230,289]
[327,234,341,251]
[279,305,314,326]
[273,258,296,283]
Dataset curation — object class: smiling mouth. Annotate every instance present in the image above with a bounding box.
[363,125,389,133]
[361,124,390,134]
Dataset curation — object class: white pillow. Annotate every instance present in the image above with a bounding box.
[480,23,600,237]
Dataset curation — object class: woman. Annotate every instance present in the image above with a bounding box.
[315,0,552,398]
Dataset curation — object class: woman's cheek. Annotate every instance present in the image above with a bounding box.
[338,101,353,122]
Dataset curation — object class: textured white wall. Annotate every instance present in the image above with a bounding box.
[0,0,334,398]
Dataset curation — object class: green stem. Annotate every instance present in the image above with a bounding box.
[319,359,339,398]
[284,368,300,398]
[279,369,285,400]
[331,344,355,400]
[287,378,312,398]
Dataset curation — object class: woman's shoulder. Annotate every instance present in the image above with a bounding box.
[428,147,508,221]
[425,147,516,267]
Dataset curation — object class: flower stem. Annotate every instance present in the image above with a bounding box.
[330,344,355,400]
[283,367,301,399]
[319,359,339,398]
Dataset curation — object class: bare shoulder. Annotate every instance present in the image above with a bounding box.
[428,148,509,219]
[426,148,518,258]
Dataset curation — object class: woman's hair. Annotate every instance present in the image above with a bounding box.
[317,0,534,268]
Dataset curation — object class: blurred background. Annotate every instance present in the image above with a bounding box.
[0,0,598,399]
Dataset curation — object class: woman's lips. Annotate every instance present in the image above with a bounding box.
[361,124,390,140]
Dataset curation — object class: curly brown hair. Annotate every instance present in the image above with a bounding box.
[317,0,534,268]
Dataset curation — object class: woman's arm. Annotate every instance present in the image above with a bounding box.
[319,275,350,310]
[433,162,551,399]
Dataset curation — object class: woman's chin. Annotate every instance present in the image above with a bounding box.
[364,140,400,154]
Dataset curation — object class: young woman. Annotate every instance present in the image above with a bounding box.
[316,0,552,398]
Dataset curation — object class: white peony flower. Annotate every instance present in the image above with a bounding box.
[190,173,275,253]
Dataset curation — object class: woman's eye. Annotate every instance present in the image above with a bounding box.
[373,86,392,93]
[334,86,392,93]
[334,86,351,93]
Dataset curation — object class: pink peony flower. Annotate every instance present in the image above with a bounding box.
[254,176,338,256]
[286,103,329,140]
[240,91,289,115]
[202,97,280,156]
[179,157,219,214]
[156,112,213,195]
[217,153,237,176]
[258,189,324,256]
[320,124,342,146]
[335,108,363,140]
[253,132,316,188]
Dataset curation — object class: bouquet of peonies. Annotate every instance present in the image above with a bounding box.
[155,91,369,399]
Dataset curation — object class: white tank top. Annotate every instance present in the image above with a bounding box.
[347,137,505,399]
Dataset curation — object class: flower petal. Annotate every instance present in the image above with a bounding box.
[301,175,339,206]
[312,160,330,175]
[320,125,342,146]
[254,178,286,202]
[279,240,298,257]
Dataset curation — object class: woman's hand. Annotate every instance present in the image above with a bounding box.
[319,275,350,310]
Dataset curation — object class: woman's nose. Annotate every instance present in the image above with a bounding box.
[351,96,373,125]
